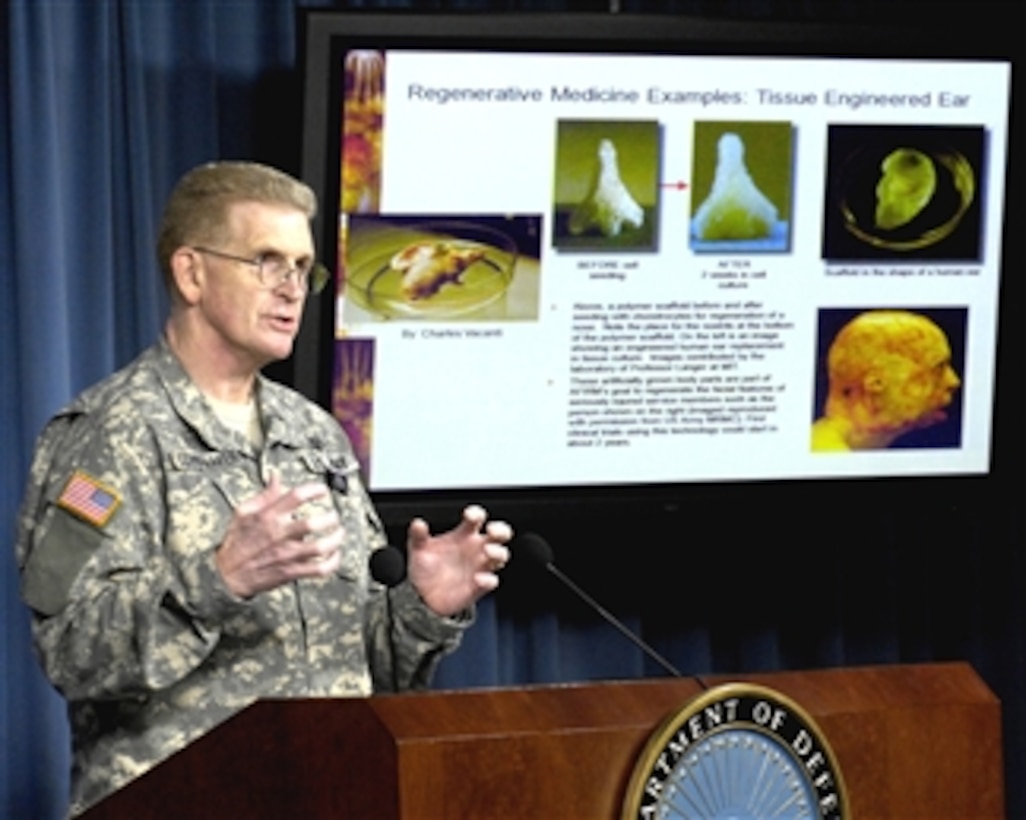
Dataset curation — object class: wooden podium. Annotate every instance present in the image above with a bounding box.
[83,662,1002,819]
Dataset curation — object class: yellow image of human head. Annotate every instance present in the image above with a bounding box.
[812,310,961,452]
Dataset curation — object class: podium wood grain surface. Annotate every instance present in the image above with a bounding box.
[82,661,1001,819]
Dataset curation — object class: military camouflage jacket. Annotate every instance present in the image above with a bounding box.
[16,339,467,816]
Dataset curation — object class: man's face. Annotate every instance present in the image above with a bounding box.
[868,317,961,432]
[195,200,314,370]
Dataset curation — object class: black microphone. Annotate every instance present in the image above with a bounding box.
[514,532,682,678]
[369,545,406,587]
[369,545,405,693]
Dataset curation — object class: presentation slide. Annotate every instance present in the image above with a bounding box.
[328,47,1011,493]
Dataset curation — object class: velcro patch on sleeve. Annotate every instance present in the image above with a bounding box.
[57,470,121,528]
[22,510,105,616]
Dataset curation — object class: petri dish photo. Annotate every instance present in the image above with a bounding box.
[835,143,976,253]
[345,220,518,320]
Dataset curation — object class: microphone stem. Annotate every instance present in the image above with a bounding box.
[546,564,682,678]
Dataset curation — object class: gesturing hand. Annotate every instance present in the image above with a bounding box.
[215,473,344,599]
[406,505,512,617]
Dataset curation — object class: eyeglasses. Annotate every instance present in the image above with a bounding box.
[193,246,331,295]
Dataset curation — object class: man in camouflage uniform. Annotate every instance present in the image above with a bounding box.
[16,162,512,816]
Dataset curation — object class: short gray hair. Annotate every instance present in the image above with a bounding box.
[156,161,318,288]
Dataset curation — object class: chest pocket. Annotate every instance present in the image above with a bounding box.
[164,450,258,562]
[284,450,378,582]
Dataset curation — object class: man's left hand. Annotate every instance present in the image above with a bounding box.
[405,505,512,617]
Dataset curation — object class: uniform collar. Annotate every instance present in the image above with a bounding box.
[151,336,309,452]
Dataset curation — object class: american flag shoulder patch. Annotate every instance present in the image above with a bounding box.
[57,470,121,528]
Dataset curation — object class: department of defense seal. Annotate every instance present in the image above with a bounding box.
[622,682,849,819]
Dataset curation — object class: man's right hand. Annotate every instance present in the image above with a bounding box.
[215,472,343,598]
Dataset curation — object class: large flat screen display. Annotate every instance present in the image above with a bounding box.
[297,10,1017,524]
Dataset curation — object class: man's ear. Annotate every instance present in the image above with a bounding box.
[863,371,885,395]
[169,247,203,305]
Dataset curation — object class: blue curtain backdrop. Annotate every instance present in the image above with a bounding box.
[2,2,1022,818]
